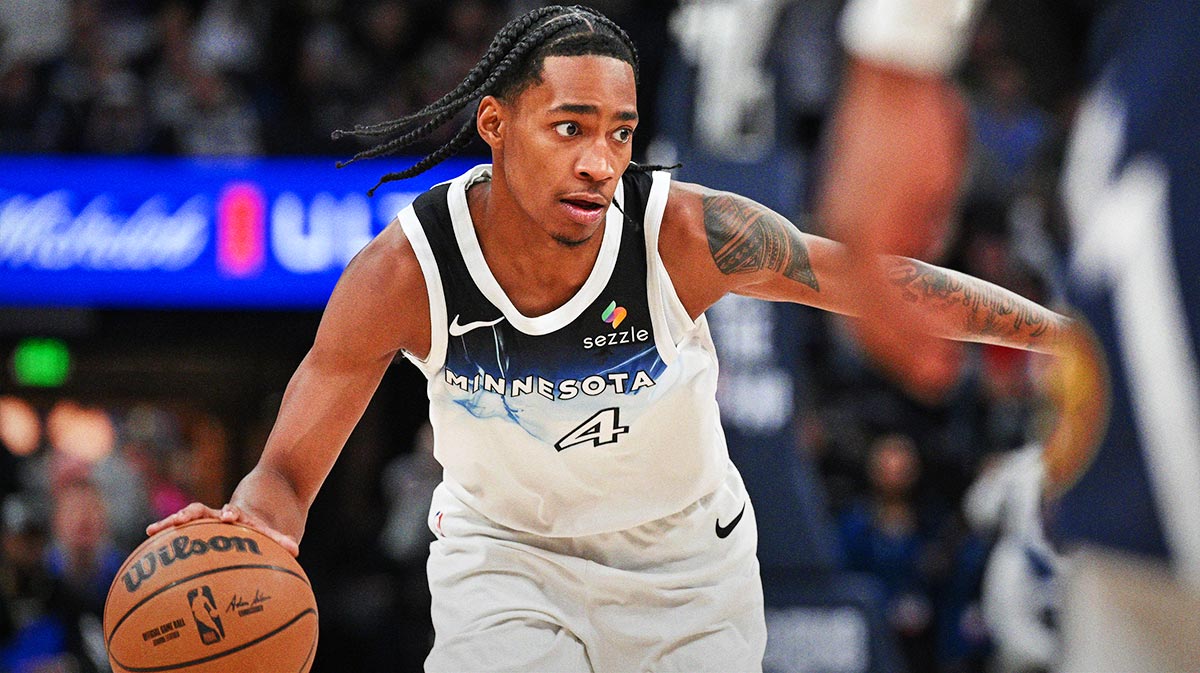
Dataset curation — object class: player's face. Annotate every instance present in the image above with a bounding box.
[497,55,638,246]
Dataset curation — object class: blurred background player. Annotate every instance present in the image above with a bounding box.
[821,0,1200,669]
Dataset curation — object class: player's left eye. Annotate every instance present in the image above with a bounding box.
[612,128,633,144]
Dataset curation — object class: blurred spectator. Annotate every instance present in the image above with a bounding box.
[378,423,439,566]
[357,0,419,83]
[838,433,944,673]
[119,405,193,525]
[968,56,1053,197]
[20,401,150,553]
[0,0,71,68]
[375,422,439,669]
[36,0,118,152]
[190,0,268,77]
[81,69,157,154]
[44,479,123,616]
[174,69,264,156]
[0,398,41,502]
[145,1,200,140]
[0,61,46,152]
[274,17,365,155]
[0,494,106,673]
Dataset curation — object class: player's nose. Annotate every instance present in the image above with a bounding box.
[574,137,616,183]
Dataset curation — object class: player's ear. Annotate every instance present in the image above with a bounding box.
[477,95,504,150]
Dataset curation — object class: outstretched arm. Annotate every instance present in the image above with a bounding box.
[876,256,1065,353]
[662,184,1067,355]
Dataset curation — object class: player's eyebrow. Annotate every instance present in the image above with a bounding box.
[550,103,638,121]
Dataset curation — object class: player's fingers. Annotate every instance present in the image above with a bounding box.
[219,503,241,522]
[221,504,301,558]
[145,502,223,536]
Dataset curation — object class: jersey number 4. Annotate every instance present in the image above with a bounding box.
[555,408,629,452]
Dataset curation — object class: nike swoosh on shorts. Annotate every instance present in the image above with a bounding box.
[448,315,506,337]
[715,502,746,539]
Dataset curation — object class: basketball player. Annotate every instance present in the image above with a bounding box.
[822,0,1200,670]
[148,6,1068,671]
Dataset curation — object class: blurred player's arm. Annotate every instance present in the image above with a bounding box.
[148,220,430,555]
[823,0,984,259]
[662,183,1068,354]
[817,0,988,394]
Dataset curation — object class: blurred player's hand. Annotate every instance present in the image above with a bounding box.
[818,58,970,401]
[146,502,301,558]
[1040,319,1110,495]
[849,313,966,405]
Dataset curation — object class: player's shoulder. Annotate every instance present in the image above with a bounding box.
[411,181,454,213]
[656,180,729,316]
[322,217,431,357]
[662,179,719,238]
[339,218,424,298]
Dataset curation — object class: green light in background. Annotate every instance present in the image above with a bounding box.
[12,338,71,387]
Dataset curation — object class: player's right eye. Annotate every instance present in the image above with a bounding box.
[553,122,580,137]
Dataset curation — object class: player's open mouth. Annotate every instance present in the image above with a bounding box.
[561,199,605,212]
[560,198,608,224]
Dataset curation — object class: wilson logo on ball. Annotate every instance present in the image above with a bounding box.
[122,534,263,593]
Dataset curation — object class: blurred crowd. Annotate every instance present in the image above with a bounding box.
[0,397,224,673]
[0,0,1085,672]
[0,0,518,156]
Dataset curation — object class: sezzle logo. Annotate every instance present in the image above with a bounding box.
[601,300,627,329]
[585,300,648,349]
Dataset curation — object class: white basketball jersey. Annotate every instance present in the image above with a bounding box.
[399,164,730,536]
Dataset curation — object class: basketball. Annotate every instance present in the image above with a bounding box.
[104,519,318,673]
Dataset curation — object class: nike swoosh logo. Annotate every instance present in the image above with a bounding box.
[715,502,746,539]
[448,314,505,337]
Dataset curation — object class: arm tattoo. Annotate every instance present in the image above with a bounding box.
[702,193,819,291]
[887,258,1054,341]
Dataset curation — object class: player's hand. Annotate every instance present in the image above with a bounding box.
[849,315,965,404]
[146,502,301,558]
[146,502,224,536]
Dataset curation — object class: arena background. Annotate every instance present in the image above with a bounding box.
[0,1,1092,671]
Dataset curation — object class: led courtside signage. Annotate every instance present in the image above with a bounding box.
[0,156,476,308]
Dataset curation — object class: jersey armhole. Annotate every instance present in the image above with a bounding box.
[644,171,703,365]
[397,205,447,377]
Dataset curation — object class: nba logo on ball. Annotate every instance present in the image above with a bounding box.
[187,586,225,645]
[104,520,318,673]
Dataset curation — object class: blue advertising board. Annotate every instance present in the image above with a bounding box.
[0,156,480,308]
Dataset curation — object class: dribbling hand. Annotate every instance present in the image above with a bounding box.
[146,502,301,558]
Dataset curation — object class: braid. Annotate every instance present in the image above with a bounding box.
[335,99,470,167]
[334,5,640,193]
[627,162,682,173]
[365,118,478,197]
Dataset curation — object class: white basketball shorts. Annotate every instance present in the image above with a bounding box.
[423,460,767,672]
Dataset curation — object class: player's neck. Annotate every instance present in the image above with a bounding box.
[467,175,605,316]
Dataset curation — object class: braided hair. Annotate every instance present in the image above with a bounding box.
[334,5,643,196]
